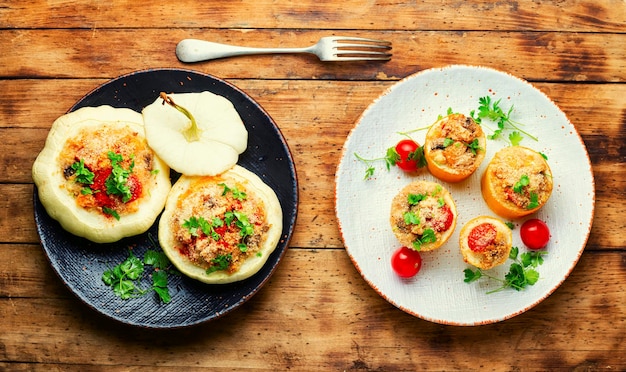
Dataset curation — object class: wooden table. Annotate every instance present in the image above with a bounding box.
[2,1,624,370]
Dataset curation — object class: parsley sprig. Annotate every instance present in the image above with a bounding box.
[102,238,177,303]
[470,96,538,145]
[354,143,426,180]
[463,247,547,294]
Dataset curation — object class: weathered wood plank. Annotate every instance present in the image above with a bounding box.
[1,247,624,370]
[1,0,624,32]
[1,30,624,82]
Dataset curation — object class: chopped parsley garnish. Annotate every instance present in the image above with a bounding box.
[463,247,547,294]
[403,211,420,225]
[102,206,120,220]
[527,192,539,210]
[412,228,436,250]
[70,159,95,185]
[225,211,254,251]
[407,193,427,205]
[513,174,530,194]
[206,253,232,274]
[219,182,247,200]
[183,216,223,241]
[105,151,135,203]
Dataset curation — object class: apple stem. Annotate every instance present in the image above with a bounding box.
[160,92,201,142]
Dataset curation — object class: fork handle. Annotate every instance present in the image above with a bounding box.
[176,39,311,62]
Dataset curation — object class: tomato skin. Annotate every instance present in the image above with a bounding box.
[391,246,422,278]
[467,223,497,252]
[395,139,420,172]
[520,219,550,250]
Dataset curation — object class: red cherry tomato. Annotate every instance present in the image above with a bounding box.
[520,218,550,250]
[394,139,421,172]
[391,246,422,278]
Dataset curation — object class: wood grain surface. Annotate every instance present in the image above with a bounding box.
[1,1,624,370]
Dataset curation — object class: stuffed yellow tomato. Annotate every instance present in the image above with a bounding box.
[390,180,457,252]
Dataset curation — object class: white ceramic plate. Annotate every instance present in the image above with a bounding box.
[335,65,595,326]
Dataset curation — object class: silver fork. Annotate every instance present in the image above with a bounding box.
[175,36,392,62]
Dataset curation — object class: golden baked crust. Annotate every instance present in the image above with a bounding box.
[389,180,457,252]
[459,216,512,270]
[424,114,487,183]
[481,146,553,219]
[158,165,282,284]
[32,106,171,243]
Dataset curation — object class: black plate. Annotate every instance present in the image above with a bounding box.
[33,68,298,329]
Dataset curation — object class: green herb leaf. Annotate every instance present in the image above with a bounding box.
[219,183,247,200]
[527,192,539,209]
[183,216,222,241]
[513,174,530,194]
[463,268,482,283]
[71,159,95,185]
[144,249,171,270]
[151,270,171,304]
[407,193,426,205]
[466,138,482,155]
[473,96,538,145]
[403,211,420,225]
[464,246,547,294]
[412,228,436,250]
[206,253,232,274]
[509,131,524,146]
[105,151,134,203]
[102,206,120,220]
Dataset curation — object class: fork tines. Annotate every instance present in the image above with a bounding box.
[333,37,392,61]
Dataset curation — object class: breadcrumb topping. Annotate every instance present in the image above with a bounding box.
[171,177,270,274]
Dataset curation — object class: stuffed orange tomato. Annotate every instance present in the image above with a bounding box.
[423,113,486,183]
[481,146,553,219]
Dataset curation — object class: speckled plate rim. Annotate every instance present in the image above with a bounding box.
[335,65,595,326]
[34,68,298,329]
